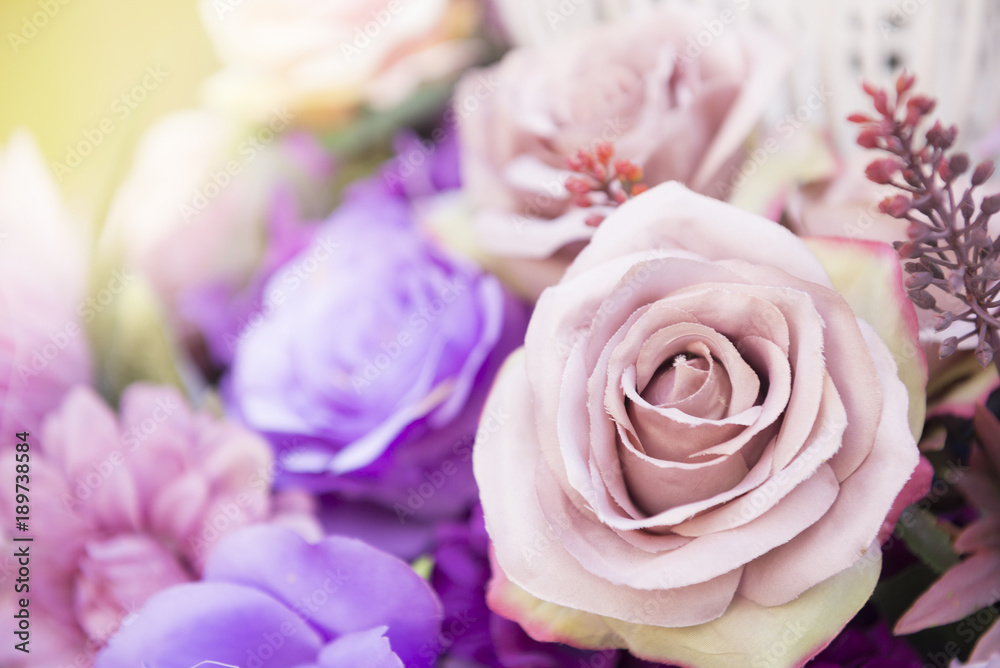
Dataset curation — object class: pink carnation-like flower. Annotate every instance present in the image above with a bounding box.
[0,130,91,438]
[474,182,929,667]
[0,383,318,668]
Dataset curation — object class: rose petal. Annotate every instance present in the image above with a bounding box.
[476,352,740,626]
[539,454,836,590]
[488,544,881,668]
[804,236,927,438]
[738,320,918,606]
[566,183,832,288]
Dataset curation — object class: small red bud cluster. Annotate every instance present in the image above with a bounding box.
[565,141,649,227]
[852,72,1000,367]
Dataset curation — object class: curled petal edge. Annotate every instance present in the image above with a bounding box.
[487,545,881,668]
[804,236,927,438]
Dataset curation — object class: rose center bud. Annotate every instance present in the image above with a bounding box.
[640,346,732,422]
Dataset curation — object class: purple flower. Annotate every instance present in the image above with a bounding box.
[227,178,527,557]
[95,524,443,668]
[431,505,624,668]
[806,606,924,668]
[382,124,462,200]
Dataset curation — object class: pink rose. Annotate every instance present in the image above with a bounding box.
[455,4,790,299]
[105,109,335,365]
[0,384,318,668]
[0,130,91,438]
[199,0,485,124]
[474,182,929,667]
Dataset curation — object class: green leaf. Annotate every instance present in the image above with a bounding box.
[895,505,960,574]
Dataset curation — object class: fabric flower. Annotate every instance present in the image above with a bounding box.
[104,109,336,369]
[0,130,91,437]
[0,384,317,668]
[474,182,929,667]
[198,0,485,125]
[432,505,623,667]
[95,524,442,667]
[896,400,1000,662]
[455,3,789,299]
[228,179,526,558]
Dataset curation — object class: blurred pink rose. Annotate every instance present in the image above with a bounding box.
[455,4,790,299]
[474,182,928,667]
[786,169,902,245]
[0,130,91,438]
[104,109,335,367]
[199,0,485,124]
[0,384,318,668]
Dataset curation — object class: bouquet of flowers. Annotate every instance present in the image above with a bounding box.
[4,0,1000,666]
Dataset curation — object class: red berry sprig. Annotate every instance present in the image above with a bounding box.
[851,72,1000,367]
[565,141,649,227]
